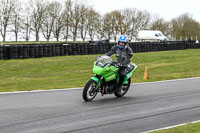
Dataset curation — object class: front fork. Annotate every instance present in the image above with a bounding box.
[91,76,102,90]
[91,76,106,96]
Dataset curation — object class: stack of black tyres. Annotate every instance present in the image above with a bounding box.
[88,44,92,55]
[51,44,55,56]
[84,44,88,54]
[47,45,52,57]
[17,45,23,59]
[29,45,35,58]
[8,45,18,59]
[34,45,39,58]
[68,44,73,55]
[63,44,69,55]
[0,45,3,59]
[60,44,64,56]
[55,44,60,56]
[79,43,83,55]
[22,45,29,59]
[43,45,48,57]
[71,44,77,55]
[38,45,43,57]
[1,41,200,60]
[3,45,8,59]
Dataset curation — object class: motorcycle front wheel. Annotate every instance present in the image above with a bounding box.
[114,78,131,97]
[82,79,98,102]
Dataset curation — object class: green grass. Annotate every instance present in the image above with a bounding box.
[0,49,200,92]
[149,122,200,133]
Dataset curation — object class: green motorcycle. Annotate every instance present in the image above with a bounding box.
[82,55,138,102]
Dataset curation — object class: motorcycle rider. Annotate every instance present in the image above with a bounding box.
[105,35,134,91]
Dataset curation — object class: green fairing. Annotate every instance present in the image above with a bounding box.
[91,76,100,83]
[123,63,138,84]
[92,61,138,84]
[93,61,120,82]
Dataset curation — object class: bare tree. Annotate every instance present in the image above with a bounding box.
[95,17,105,40]
[54,15,64,41]
[42,1,62,41]
[108,10,126,41]
[11,13,21,42]
[53,3,65,42]
[169,13,200,40]
[79,7,100,41]
[102,13,113,40]
[20,2,32,42]
[150,17,170,37]
[121,8,135,38]
[69,1,87,41]
[10,1,22,41]
[138,11,151,28]
[121,8,151,41]
[0,0,16,42]
[134,10,151,37]
[151,17,166,30]
[87,8,101,40]
[79,6,88,41]
[31,0,47,42]
[61,0,73,42]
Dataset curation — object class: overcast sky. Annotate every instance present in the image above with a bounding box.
[1,0,200,41]
[90,0,200,22]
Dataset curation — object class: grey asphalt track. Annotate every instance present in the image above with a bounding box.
[0,77,200,133]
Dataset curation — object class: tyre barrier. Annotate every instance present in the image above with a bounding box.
[0,46,3,59]
[0,41,200,60]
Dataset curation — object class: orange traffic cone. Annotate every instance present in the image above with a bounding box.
[143,66,149,80]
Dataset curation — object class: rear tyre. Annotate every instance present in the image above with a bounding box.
[82,79,98,102]
[114,78,131,97]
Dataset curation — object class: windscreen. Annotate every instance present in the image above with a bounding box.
[158,33,163,36]
[96,55,112,68]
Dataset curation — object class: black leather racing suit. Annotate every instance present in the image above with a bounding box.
[105,44,133,87]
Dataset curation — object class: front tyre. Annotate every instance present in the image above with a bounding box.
[82,79,98,102]
[114,78,131,97]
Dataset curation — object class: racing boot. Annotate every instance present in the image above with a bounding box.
[115,76,125,92]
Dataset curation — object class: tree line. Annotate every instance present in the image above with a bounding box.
[1,0,200,42]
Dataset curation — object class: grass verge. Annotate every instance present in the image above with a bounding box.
[0,49,200,92]
[149,121,200,133]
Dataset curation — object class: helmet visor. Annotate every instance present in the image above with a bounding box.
[119,42,126,46]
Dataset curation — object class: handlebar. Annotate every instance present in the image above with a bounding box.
[111,61,123,68]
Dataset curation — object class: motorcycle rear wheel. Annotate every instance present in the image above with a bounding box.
[82,79,98,102]
[114,78,131,97]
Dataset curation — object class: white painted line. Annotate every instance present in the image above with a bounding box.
[133,76,200,85]
[143,119,200,133]
[0,76,200,95]
[0,87,83,95]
